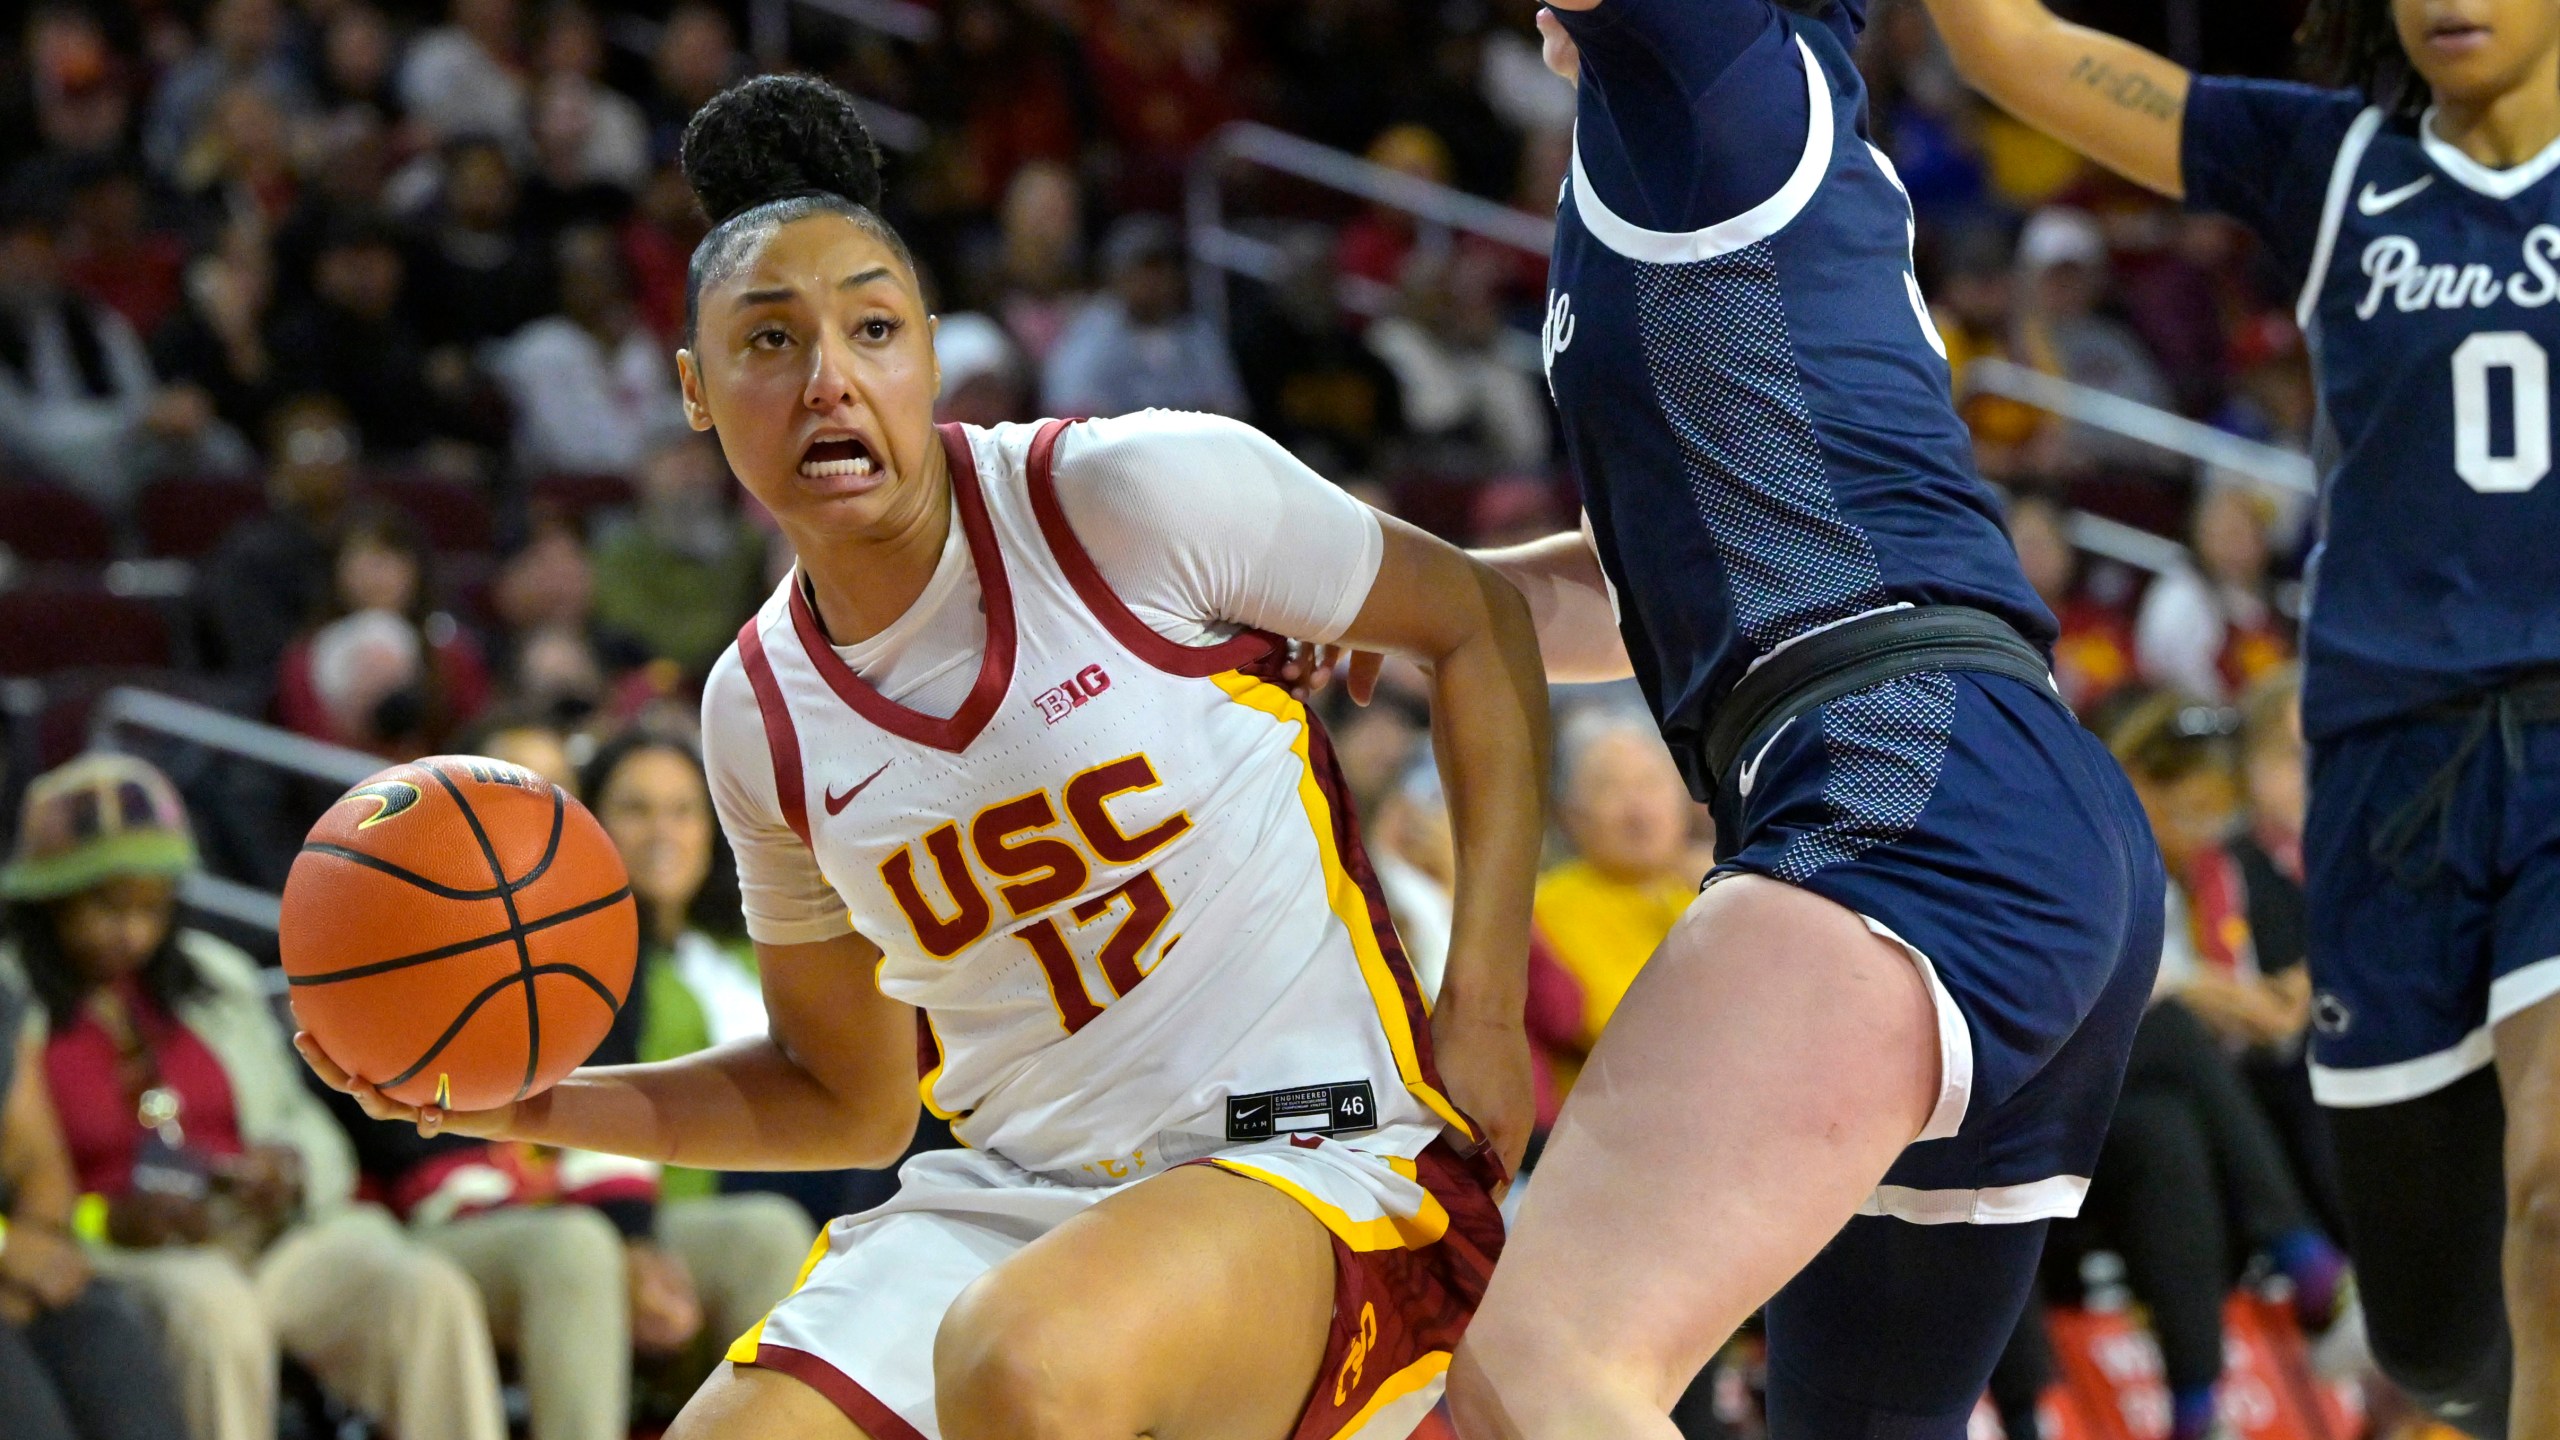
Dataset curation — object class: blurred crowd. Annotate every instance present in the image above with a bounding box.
[0,0,2394,1435]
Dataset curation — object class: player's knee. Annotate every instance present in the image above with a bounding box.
[932,1280,1124,1438]
[2508,1153,2560,1266]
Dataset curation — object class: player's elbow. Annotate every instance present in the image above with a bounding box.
[837,1097,920,1170]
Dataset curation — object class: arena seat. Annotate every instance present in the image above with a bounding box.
[364,474,495,553]
[138,474,269,558]
[532,471,636,528]
[0,583,175,676]
[0,480,116,563]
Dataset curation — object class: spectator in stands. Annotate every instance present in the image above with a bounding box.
[2225,665,2344,1236]
[1929,222,2046,481]
[2010,205,2176,476]
[276,209,503,460]
[589,432,764,682]
[171,82,302,239]
[642,3,739,155]
[489,224,680,475]
[1370,750,1579,1139]
[2136,481,2292,705]
[400,0,530,151]
[2090,692,2350,1440]
[313,4,404,136]
[413,136,555,351]
[463,710,582,795]
[205,396,355,680]
[619,162,707,343]
[932,311,1031,426]
[987,160,1088,364]
[0,754,506,1440]
[1366,245,1548,473]
[1335,125,1459,294]
[1042,214,1242,417]
[1233,227,1404,475]
[527,2,649,199]
[2007,489,2135,716]
[0,176,248,507]
[1078,0,1246,210]
[151,220,281,442]
[145,0,308,179]
[1533,712,1706,1099]
[0,954,187,1440]
[59,164,186,340]
[935,0,1087,212]
[276,504,492,752]
[13,8,134,169]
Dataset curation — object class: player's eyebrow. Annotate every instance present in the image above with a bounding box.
[735,286,799,306]
[839,267,894,290]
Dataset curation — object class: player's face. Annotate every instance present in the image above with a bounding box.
[2396,0,2560,108]
[678,213,942,541]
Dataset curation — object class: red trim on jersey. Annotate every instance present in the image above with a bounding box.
[1301,701,1489,1167]
[745,1346,929,1440]
[788,423,1019,753]
[1019,417,1281,678]
[736,616,811,847]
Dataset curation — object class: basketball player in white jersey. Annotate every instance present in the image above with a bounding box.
[296,74,1552,1440]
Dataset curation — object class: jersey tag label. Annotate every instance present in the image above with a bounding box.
[1226,1081,1377,1141]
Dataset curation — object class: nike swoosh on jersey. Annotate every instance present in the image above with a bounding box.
[824,762,893,815]
[1736,717,1795,800]
[2356,176,2433,216]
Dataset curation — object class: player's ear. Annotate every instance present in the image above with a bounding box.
[676,350,714,431]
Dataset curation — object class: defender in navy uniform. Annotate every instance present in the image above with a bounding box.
[1436,1,2164,1433]
[1921,0,2560,1430]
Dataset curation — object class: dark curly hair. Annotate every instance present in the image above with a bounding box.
[678,74,917,344]
[2299,0,2426,117]
[6,900,210,1036]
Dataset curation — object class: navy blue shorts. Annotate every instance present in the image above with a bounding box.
[2304,715,2560,1108]
[1714,670,2164,1223]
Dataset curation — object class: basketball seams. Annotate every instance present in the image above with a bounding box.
[422,764,546,1102]
[286,883,635,987]
[380,962,623,1091]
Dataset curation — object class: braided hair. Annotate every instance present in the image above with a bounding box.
[2298,0,2427,117]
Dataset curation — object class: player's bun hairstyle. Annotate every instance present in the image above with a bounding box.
[2298,0,2423,117]
[678,74,914,342]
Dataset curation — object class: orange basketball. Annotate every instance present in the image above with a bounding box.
[280,755,638,1112]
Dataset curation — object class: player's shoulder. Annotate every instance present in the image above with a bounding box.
[2186,73,2372,146]
[1049,409,1268,469]
[700,578,800,765]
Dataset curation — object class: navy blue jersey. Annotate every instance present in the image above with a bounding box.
[2186,78,2560,739]
[1544,0,2052,794]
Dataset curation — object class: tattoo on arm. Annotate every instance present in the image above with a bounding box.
[2069,53,2176,120]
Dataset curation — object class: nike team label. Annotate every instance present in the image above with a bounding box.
[1225,1081,1379,1141]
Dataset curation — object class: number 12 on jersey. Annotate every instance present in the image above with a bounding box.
[2453,331,2551,493]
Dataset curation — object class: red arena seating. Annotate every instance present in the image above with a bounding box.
[137,475,270,558]
[364,474,495,553]
[0,481,116,564]
[532,472,636,528]
[0,585,174,676]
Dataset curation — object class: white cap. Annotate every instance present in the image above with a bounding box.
[934,311,1019,395]
[2016,206,2106,274]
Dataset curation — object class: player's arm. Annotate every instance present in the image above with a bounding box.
[1917,0,2189,197]
[297,930,923,1170]
[1335,519,1553,1177]
[1474,520,1632,684]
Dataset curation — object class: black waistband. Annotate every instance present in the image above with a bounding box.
[2413,668,2560,724]
[1696,605,2056,805]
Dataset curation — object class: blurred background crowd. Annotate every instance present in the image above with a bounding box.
[0,0,2388,1436]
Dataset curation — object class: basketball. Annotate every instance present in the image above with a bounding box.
[280,756,638,1112]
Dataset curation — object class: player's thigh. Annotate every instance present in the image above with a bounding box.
[669,1361,873,1440]
[1463,875,1940,1403]
[933,1163,1338,1440]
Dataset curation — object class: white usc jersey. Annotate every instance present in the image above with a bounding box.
[727,419,1467,1179]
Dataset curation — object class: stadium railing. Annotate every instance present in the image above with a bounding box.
[86,686,379,987]
[1184,120,1555,331]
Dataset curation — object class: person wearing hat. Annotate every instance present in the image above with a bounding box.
[0,753,507,1440]
[0,906,187,1440]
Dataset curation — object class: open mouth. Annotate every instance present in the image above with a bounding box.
[800,435,878,479]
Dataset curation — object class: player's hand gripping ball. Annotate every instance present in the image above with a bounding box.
[281,756,637,1112]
